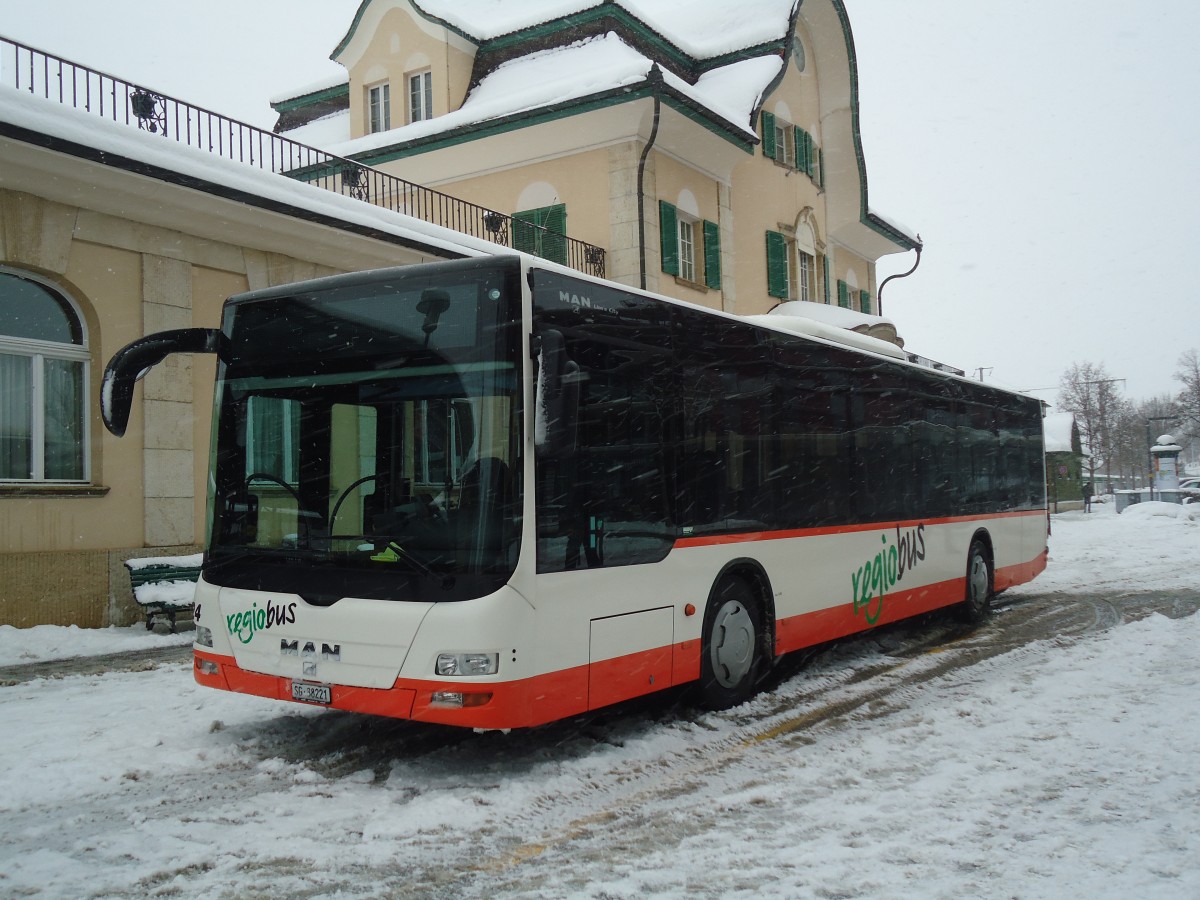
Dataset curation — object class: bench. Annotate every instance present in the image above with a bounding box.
[124,554,203,632]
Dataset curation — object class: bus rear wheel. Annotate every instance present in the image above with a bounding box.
[958,539,993,624]
[698,576,764,709]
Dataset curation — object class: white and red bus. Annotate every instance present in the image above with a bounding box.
[102,255,1048,728]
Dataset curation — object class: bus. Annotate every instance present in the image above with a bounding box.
[102,255,1048,729]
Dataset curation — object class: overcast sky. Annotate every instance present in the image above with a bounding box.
[3,0,1198,403]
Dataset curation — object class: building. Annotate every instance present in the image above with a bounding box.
[1,0,919,628]
[0,54,496,627]
[273,0,920,321]
[1044,412,1085,512]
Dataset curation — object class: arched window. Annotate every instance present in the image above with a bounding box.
[0,268,89,482]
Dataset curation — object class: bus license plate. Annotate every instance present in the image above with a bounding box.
[291,681,331,705]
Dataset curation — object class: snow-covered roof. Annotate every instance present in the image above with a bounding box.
[285,109,353,148]
[411,0,796,59]
[1043,412,1078,454]
[742,313,907,361]
[323,32,782,158]
[0,85,498,262]
[269,73,349,107]
[767,299,896,332]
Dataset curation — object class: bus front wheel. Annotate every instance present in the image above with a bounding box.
[698,576,764,710]
[958,539,993,624]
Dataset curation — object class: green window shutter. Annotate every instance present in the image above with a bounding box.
[817,147,825,188]
[703,220,721,289]
[543,203,567,265]
[794,126,808,174]
[860,290,872,315]
[512,204,566,264]
[659,200,679,276]
[766,231,789,298]
[761,111,777,160]
[837,280,850,308]
[512,210,536,255]
[822,255,831,304]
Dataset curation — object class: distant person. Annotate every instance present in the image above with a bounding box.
[1082,481,1093,513]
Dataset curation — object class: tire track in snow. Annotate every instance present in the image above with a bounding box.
[458,588,1200,890]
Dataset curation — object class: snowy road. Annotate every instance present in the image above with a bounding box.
[2,504,1198,898]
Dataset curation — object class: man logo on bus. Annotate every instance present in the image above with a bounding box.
[852,524,926,624]
[559,290,592,309]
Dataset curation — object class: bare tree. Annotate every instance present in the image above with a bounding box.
[1058,361,1124,490]
[1175,349,1200,443]
[1123,395,1181,488]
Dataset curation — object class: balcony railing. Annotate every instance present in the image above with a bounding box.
[1,36,606,278]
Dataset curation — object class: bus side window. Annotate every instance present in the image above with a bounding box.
[673,309,772,533]
[533,306,676,572]
[770,338,855,528]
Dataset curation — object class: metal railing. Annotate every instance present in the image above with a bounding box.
[1,36,606,278]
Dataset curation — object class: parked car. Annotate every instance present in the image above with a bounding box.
[1178,477,1199,503]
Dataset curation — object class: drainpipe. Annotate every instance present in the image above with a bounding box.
[638,65,663,290]
[876,242,921,317]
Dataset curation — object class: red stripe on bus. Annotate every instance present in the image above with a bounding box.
[195,647,590,729]
[996,550,1048,592]
[774,554,1048,654]
[673,509,1048,549]
[191,551,1046,729]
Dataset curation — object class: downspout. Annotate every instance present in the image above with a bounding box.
[638,65,664,290]
[876,241,921,317]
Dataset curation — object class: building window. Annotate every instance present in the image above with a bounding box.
[368,82,391,133]
[774,120,794,167]
[678,218,696,283]
[0,269,89,482]
[660,200,721,289]
[409,70,432,123]
[246,396,299,483]
[797,250,814,303]
[513,203,567,265]
[761,112,821,185]
[769,231,823,304]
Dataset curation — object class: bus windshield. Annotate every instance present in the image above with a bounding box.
[204,260,522,604]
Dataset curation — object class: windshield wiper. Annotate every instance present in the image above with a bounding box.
[371,541,456,589]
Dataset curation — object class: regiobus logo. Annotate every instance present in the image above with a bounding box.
[226,600,297,644]
[851,524,927,624]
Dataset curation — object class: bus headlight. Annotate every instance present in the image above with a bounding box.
[195,625,214,648]
[436,652,499,676]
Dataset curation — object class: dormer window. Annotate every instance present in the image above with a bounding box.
[761,112,822,187]
[774,119,793,167]
[409,70,432,123]
[368,82,391,133]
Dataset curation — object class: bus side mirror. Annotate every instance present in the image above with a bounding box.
[102,328,229,437]
[536,329,583,456]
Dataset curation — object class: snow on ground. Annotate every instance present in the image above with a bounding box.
[0,622,192,667]
[0,502,1197,898]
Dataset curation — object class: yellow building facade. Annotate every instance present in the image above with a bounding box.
[275,0,919,318]
[1,0,918,628]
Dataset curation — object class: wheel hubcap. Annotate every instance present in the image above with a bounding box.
[710,600,755,688]
[969,554,989,608]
